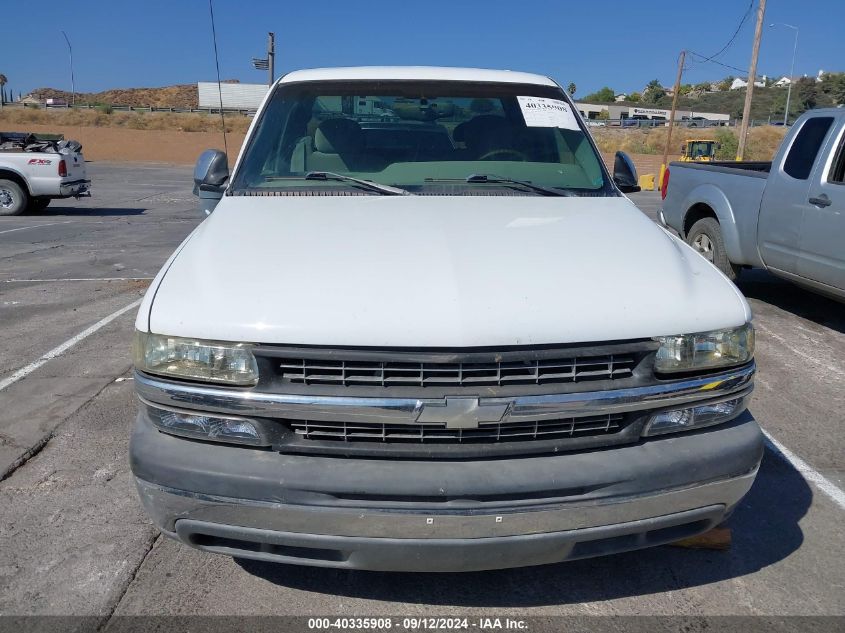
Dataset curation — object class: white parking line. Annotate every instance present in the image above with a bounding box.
[2,277,153,283]
[0,299,142,393]
[763,428,845,511]
[0,222,73,235]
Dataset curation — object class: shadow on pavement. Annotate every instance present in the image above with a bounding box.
[236,446,810,607]
[34,206,147,217]
[738,269,844,334]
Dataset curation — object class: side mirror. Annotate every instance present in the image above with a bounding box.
[193,149,229,215]
[613,151,641,193]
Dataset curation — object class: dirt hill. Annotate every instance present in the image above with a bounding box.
[26,82,238,109]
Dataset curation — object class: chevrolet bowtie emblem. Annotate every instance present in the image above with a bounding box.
[415,398,510,429]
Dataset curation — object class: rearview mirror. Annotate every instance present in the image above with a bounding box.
[193,149,229,215]
[613,151,641,193]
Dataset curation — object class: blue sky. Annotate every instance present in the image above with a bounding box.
[1,0,842,99]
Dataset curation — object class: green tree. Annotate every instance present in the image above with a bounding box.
[567,82,577,97]
[714,129,738,160]
[583,86,616,102]
[627,91,641,102]
[678,83,692,96]
[693,81,712,93]
[643,79,666,103]
[0,74,6,108]
[794,77,820,111]
[819,72,845,105]
[718,76,735,92]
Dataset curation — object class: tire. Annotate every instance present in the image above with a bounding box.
[27,197,51,213]
[0,179,29,216]
[686,217,741,281]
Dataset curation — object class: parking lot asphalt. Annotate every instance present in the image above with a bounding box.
[0,163,842,628]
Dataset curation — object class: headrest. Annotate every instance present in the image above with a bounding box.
[452,115,509,146]
[314,118,364,154]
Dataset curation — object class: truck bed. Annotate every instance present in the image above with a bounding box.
[670,160,772,178]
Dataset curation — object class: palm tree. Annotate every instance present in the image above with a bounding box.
[567,82,576,97]
[0,74,6,109]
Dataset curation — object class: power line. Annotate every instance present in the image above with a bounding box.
[687,51,750,76]
[695,0,754,63]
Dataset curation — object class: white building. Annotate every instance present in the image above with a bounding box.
[197,82,269,111]
[575,102,730,123]
[730,77,766,90]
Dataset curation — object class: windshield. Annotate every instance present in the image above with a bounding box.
[231,80,613,196]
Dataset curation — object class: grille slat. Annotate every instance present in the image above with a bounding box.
[289,414,625,444]
[276,354,635,388]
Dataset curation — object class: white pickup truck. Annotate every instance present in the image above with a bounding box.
[130,67,761,572]
[661,109,845,300]
[0,132,90,215]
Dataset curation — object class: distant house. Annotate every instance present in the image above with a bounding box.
[614,93,627,102]
[774,76,793,87]
[730,77,765,90]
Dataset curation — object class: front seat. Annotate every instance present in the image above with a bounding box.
[308,118,365,172]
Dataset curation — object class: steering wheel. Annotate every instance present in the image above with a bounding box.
[477,149,528,162]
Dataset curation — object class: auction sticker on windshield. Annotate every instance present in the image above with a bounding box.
[517,96,580,130]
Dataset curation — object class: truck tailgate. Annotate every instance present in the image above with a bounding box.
[62,151,87,182]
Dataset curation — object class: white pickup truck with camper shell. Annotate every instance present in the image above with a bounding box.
[130,66,761,572]
[661,108,845,301]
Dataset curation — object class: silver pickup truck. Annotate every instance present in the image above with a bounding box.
[0,132,90,215]
[661,109,845,300]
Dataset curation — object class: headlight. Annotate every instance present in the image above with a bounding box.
[134,331,259,386]
[654,323,754,374]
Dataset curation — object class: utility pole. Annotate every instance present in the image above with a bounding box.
[61,30,76,106]
[268,32,275,86]
[660,50,685,191]
[737,0,767,160]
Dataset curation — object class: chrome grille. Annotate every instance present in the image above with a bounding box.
[276,355,635,388]
[288,413,625,443]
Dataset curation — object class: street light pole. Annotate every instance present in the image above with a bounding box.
[61,30,76,106]
[268,32,275,86]
[769,23,798,126]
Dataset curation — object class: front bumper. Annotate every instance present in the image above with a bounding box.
[131,407,763,571]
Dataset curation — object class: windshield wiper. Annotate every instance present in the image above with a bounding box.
[425,174,573,197]
[304,172,412,196]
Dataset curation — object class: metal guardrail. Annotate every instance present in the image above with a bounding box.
[585,118,790,128]
[4,102,790,126]
[5,102,255,115]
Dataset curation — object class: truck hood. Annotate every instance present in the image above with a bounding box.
[147,195,750,346]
